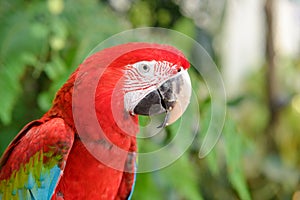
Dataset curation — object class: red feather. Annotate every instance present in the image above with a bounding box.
[0,43,189,199]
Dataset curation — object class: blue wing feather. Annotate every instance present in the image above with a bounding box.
[0,118,74,200]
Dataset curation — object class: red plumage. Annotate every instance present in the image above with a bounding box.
[0,43,190,199]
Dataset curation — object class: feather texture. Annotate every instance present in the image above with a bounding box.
[0,43,190,199]
[0,118,74,200]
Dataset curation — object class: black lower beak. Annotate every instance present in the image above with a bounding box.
[131,70,191,127]
[133,89,168,116]
[133,74,183,116]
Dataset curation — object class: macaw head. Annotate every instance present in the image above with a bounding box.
[98,43,192,129]
[71,43,191,140]
[121,47,191,128]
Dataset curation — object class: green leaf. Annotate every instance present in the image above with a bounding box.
[205,148,219,176]
[37,92,53,112]
[44,55,67,81]
[132,173,164,200]
[159,155,204,200]
[224,118,251,200]
[129,1,153,27]
[0,61,26,124]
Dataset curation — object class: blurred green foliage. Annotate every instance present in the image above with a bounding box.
[0,0,126,149]
[0,0,300,200]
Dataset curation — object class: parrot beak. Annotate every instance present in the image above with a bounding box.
[133,69,192,128]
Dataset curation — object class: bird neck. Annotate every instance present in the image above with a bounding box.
[45,71,77,129]
[45,66,139,148]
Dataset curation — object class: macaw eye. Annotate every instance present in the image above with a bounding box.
[139,64,150,73]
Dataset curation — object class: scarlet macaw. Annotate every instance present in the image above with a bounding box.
[0,42,191,199]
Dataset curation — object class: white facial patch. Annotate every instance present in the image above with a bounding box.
[123,60,178,113]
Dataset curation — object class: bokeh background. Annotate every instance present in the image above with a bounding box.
[0,0,300,199]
